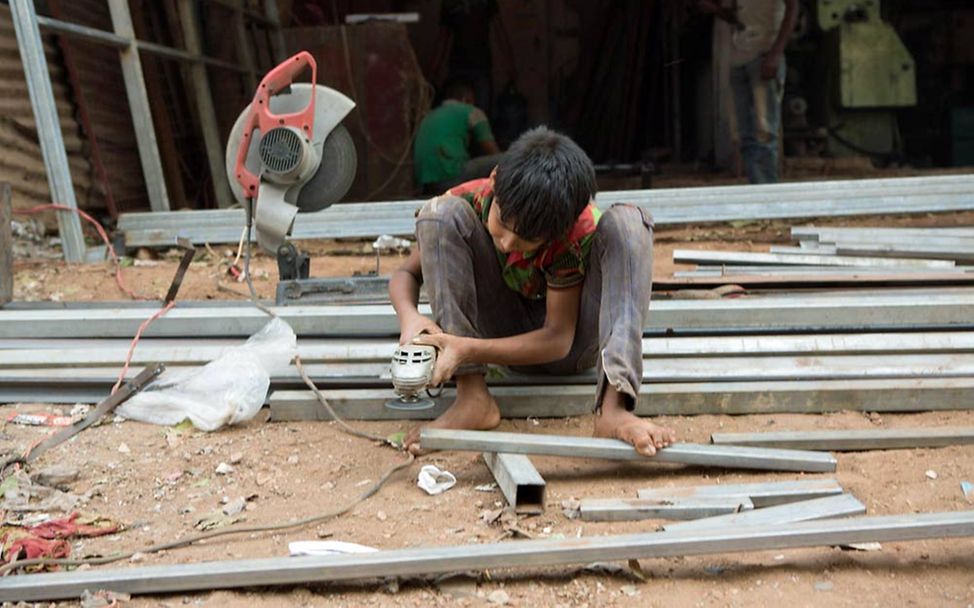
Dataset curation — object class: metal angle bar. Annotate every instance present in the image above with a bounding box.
[420,430,837,473]
[832,242,974,263]
[268,376,974,421]
[793,226,974,241]
[7,354,974,383]
[769,245,839,255]
[673,249,956,268]
[579,496,754,522]
[710,427,974,451]
[663,494,867,532]
[2,510,973,601]
[9,330,974,367]
[637,478,844,508]
[482,453,546,514]
[107,0,170,212]
[34,15,246,71]
[4,291,974,338]
[9,0,86,262]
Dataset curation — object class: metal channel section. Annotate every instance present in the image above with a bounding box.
[9,0,86,262]
[420,429,837,473]
[5,353,974,385]
[482,453,546,514]
[5,330,974,367]
[663,494,867,532]
[1,511,973,601]
[637,478,845,508]
[709,427,974,451]
[267,377,974,422]
[579,496,754,522]
[673,249,957,268]
[2,289,974,338]
[118,174,974,247]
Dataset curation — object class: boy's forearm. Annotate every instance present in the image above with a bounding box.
[460,326,573,368]
[389,269,421,320]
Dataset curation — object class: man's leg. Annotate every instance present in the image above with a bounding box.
[404,196,542,453]
[744,56,785,184]
[581,204,676,456]
[729,63,757,182]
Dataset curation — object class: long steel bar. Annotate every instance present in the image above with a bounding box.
[832,242,974,262]
[482,453,546,514]
[3,290,974,338]
[5,353,974,384]
[5,330,974,367]
[636,478,844,508]
[710,427,974,451]
[419,429,837,473]
[673,249,956,268]
[662,494,867,532]
[793,226,974,241]
[268,377,974,421]
[34,15,247,71]
[579,496,754,522]
[9,0,86,262]
[118,174,974,246]
[2,511,973,601]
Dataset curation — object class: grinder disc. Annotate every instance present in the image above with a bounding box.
[385,396,437,411]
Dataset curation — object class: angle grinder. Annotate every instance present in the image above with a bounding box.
[386,344,438,410]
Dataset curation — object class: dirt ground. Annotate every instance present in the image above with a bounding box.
[3,174,974,607]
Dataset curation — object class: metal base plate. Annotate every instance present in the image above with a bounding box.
[385,396,436,411]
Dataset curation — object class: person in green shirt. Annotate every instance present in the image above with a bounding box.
[414,81,502,195]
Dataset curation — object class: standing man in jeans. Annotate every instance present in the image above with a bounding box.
[701,0,798,183]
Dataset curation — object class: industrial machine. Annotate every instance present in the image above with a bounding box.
[226,52,436,410]
[225,51,357,275]
[786,0,916,159]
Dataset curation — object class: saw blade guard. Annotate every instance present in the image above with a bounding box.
[225,51,357,252]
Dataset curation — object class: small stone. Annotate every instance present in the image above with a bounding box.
[377,510,388,522]
[229,452,244,465]
[621,585,639,597]
[287,455,299,465]
[925,470,938,480]
[215,463,234,475]
[323,481,335,490]
[129,552,145,562]
[223,497,247,516]
[814,581,834,591]
[117,443,131,454]
[487,589,510,605]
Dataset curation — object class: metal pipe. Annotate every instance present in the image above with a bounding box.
[420,429,837,473]
[710,427,974,451]
[662,494,867,532]
[636,478,845,508]
[1,511,972,601]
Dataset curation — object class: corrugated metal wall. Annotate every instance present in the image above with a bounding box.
[0,4,103,217]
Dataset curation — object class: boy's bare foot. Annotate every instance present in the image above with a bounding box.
[592,385,676,456]
[404,374,501,455]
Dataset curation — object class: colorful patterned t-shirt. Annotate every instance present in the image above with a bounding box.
[447,178,601,300]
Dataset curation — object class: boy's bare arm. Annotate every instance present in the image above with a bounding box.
[415,283,581,385]
[389,246,441,344]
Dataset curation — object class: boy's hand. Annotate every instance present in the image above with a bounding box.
[412,333,470,387]
[399,313,442,345]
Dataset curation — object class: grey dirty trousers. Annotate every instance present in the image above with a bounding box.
[414,196,654,411]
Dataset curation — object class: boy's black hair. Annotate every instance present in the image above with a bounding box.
[493,126,597,242]
[441,79,475,103]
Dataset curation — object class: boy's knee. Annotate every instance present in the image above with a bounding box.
[598,204,653,241]
[417,195,475,223]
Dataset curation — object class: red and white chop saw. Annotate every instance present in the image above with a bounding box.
[225,51,357,265]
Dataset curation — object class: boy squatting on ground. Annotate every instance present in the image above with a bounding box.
[389,126,677,456]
